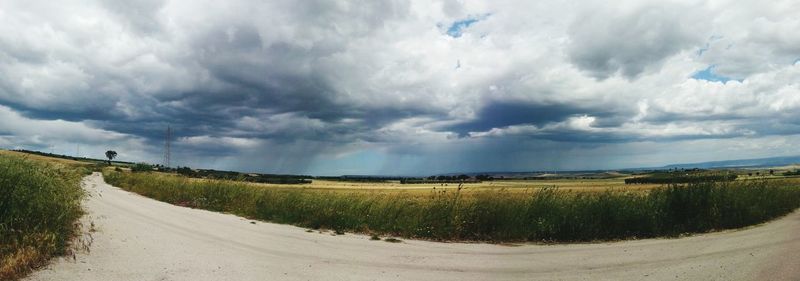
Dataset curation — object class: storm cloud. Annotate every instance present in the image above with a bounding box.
[1,0,799,175]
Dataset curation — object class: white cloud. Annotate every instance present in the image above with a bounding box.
[567,1,710,79]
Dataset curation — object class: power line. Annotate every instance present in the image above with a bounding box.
[164,126,172,168]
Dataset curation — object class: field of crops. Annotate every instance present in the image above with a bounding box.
[185,175,660,193]
[0,152,86,280]
[104,170,800,242]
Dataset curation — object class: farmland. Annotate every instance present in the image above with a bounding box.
[104,168,800,242]
[0,150,90,167]
[220,177,662,194]
[4,149,800,280]
[5,148,800,243]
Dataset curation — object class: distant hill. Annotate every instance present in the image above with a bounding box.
[661,155,800,169]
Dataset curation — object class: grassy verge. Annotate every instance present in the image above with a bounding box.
[0,154,85,280]
[104,171,800,242]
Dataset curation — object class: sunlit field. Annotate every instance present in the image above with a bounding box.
[145,170,660,194]
[170,170,800,195]
[0,150,90,167]
[254,178,661,193]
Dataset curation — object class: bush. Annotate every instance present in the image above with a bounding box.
[131,163,154,172]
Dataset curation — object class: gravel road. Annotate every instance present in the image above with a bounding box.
[25,173,800,280]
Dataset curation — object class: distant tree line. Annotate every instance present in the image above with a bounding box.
[625,173,737,184]
[784,170,800,176]
[316,176,405,183]
[746,170,775,177]
[399,174,489,184]
[174,166,311,184]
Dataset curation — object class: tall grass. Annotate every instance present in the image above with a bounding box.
[0,154,85,280]
[104,171,800,242]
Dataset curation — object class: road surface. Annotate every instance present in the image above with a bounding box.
[26,173,800,280]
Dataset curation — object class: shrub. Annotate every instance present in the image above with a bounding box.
[131,163,154,172]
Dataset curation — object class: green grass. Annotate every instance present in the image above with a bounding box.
[104,171,800,242]
[0,154,85,280]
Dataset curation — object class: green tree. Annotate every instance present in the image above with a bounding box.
[105,150,117,165]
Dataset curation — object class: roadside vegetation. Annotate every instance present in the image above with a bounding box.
[104,170,800,242]
[0,153,85,280]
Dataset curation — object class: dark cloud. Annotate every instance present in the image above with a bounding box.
[445,101,618,137]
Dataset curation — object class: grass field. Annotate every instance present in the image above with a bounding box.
[0,150,90,167]
[173,170,800,195]
[0,153,86,280]
[104,170,800,242]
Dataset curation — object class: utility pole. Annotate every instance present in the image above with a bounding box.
[164,126,172,168]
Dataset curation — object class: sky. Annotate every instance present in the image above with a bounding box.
[1,0,799,176]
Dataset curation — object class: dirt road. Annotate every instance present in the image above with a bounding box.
[25,173,800,280]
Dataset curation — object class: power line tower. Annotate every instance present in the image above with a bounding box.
[164,126,172,168]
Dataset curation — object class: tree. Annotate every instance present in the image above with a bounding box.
[105,150,117,165]
[177,166,193,176]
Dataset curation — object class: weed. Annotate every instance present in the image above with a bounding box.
[0,154,84,280]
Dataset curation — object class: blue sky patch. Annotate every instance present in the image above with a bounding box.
[692,65,733,83]
[445,14,490,38]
